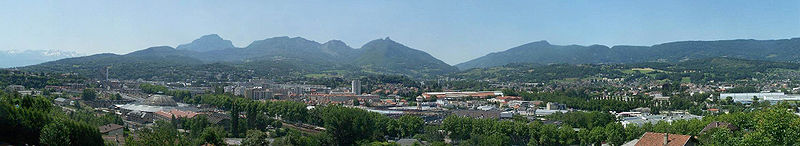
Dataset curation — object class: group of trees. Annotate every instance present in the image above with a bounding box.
[126,120,228,145]
[305,105,425,145]
[545,111,615,129]
[154,91,424,145]
[139,83,169,94]
[440,103,800,146]
[0,91,103,145]
[441,113,633,146]
[505,87,717,113]
[129,91,428,145]
[0,70,85,89]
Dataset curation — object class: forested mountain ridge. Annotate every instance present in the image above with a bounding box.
[175,34,235,52]
[21,35,456,80]
[353,38,458,75]
[456,38,800,69]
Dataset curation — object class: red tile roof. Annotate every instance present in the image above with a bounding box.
[155,109,199,119]
[701,121,738,133]
[635,132,693,146]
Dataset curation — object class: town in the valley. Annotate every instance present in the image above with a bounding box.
[3,1,800,145]
[4,62,800,145]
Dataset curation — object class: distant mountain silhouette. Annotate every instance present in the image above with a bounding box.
[24,35,456,78]
[354,38,458,75]
[0,50,81,68]
[21,35,800,79]
[456,38,800,69]
[176,34,235,52]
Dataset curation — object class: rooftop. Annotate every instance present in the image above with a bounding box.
[634,132,693,146]
[98,124,124,134]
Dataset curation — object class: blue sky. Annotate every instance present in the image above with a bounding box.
[1,1,799,65]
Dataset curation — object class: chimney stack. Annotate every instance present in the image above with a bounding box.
[663,133,669,146]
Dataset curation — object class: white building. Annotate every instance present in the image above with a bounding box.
[720,92,800,104]
[351,80,361,94]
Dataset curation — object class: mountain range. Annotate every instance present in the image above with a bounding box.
[456,38,800,69]
[22,35,457,79]
[18,35,800,79]
[0,50,82,68]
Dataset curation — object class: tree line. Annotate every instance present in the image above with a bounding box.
[0,91,103,145]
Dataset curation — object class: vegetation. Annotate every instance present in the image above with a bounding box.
[0,70,85,89]
[452,57,800,83]
[0,91,103,145]
[456,38,800,69]
[438,103,800,146]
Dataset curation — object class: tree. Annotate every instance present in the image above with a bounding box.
[624,125,644,142]
[751,96,760,108]
[126,121,189,145]
[605,123,625,146]
[214,86,224,94]
[442,115,473,141]
[242,130,270,146]
[557,125,577,145]
[272,129,326,146]
[577,128,591,146]
[315,105,387,145]
[537,124,558,145]
[81,89,96,101]
[110,93,122,100]
[589,127,606,145]
[724,96,733,105]
[471,133,510,146]
[743,105,800,145]
[63,120,104,146]
[40,121,70,146]
[230,100,240,137]
[201,126,226,146]
[699,128,737,145]
[396,115,424,138]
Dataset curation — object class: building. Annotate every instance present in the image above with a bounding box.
[125,111,156,125]
[244,87,273,100]
[651,93,671,106]
[4,85,25,92]
[305,93,380,105]
[545,102,567,110]
[352,80,361,94]
[154,109,199,121]
[98,124,124,136]
[452,110,500,119]
[206,113,232,125]
[701,121,738,133]
[54,98,71,106]
[633,132,696,146]
[488,96,523,104]
[500,111,514,119]
[395,139,424,146]
[143,95,178,106]
[421,91,504,99]
[720,92,800,104]
[99,124,125,146]
[621,114,702,128]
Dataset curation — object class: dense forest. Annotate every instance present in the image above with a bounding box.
[452,57,800,83]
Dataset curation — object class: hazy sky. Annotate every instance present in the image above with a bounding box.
[2,1,799,65]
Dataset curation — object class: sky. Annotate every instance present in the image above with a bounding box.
[1,1,799,65]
